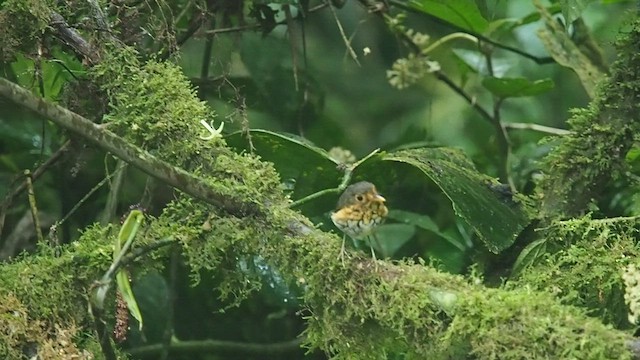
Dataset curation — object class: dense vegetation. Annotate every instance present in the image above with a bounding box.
[1,0,640,359]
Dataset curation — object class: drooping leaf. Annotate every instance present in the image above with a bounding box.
[482,77,555,98]
[409,0,489,33]
[511,238,548,278]
[226,129,340,199]
[382,148,531,253]
[115,210,145,330]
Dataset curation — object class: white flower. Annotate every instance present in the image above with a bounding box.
[199,119,224,140]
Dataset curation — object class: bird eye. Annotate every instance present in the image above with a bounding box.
[355,194,364,202]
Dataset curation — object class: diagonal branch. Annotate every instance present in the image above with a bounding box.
[0,78,261,217]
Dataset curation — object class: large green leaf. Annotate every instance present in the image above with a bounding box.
[382,148,531,253]
[225,129,341,206]
[482,77,554,98]
[409,0,489,33]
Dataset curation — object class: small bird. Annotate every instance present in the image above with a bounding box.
[331,181,389,264]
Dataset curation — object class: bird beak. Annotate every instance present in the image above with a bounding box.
[375,194,386,202]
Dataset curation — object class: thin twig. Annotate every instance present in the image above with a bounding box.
[24,170,44,244]
[432,70,494,126]
[290,149,379,208]
[284,4,300,91]
[328,1,361,66]
[199,24,260,35]
[0,140,70,238]
[54,163,125,234]
[504,122,572,135]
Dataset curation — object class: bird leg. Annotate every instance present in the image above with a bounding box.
[338,234,347,266]
[367,236,378,262]
[371,233,384,259]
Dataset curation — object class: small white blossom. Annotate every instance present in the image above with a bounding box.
[199,119,224,140]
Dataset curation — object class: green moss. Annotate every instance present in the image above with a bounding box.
[0,225,112,324]
[539,20,640,218]
[0,224,132,359]
[0,0,52,60]
[92,47,219,159]
[441,287,632,359]
[0,292,43,359]
[512,215,640,328]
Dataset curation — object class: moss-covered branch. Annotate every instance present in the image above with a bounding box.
[0,77,261,218]
[539,20,640,218]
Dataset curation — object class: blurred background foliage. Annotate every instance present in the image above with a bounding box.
[0,0,637,358]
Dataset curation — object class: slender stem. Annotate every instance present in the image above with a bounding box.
[422,32,479,54]
[289,188,342,208]
[24,170,44,244]
[492,97,514,190]
[199,24,259,35]
[328,1,361,65]
[0,140,69,239]
[54,164,124,234]
[504,122,572,135]
[432,70,494,126]
[289,149,380,208]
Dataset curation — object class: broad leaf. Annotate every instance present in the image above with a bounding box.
[482,77,554,98]
[374,223,416,258]
[226,129,340,200]
[383,148,531,253]
[388,209,466,251]
[409,0,489,33]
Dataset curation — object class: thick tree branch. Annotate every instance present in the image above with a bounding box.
[0,78,261,217]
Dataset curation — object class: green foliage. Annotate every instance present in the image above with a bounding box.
[481,77,555,99]
[511,215,640,327]
[409,0,489,33]
[443,287,632,359]
[0,0,51,60]
[2,0,640,359]
[382,148,532,253]
[538,19,640,217]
